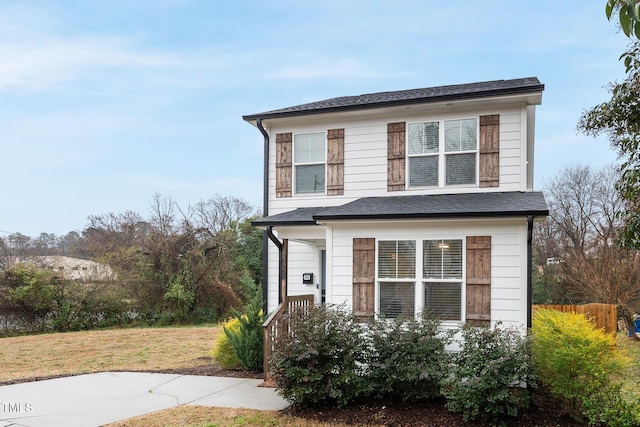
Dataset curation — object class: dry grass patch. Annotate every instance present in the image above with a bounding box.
[106,406,353,427]
[0,325,220,383]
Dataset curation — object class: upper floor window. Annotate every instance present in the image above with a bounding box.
[407,118,478,188]
[294,132,325,194]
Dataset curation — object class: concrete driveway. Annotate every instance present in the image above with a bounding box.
[0,372,289,427]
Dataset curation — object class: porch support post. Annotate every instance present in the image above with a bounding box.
[527,215,534,329]
[266,226,288,305]
[281,239,288,304]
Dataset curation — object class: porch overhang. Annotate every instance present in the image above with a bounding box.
[252,192,549,227]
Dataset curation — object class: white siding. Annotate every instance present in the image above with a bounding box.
[266,241,320,311]
[265,105,528,217]
[327,219,528,329]
[260,100,537,323]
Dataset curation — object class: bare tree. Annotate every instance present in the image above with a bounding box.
[149,193,176,236]
[190,195,256,236]
[536,164,640,335]
[0,233,37,270]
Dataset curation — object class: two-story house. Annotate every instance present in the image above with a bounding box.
[243,77,547,330]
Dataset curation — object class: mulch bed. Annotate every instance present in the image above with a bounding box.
[283,397,585,427]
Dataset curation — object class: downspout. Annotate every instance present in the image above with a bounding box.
[257,118,270,313]
[527,215,534,329]
[266,226,283,305]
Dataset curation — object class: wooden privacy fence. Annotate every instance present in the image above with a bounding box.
[532,303,617,335]
[262,294,314,381]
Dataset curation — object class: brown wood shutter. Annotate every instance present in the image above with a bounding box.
[327,128,344,195]
[387,122,406,191]
[352,238,375,320]
[466,236,491,326]
[479,115,500,188]
[275,133,292,197]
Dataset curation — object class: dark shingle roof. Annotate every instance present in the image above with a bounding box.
[251,207,327,226]
[252,192,548,226]
[243,77,543,121]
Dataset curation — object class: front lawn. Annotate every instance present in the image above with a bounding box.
[0,325,220,384]
[619,332,640,402]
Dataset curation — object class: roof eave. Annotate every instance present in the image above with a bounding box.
[242,85,545,123]
[251,220,318,228]
[313,209,549,222]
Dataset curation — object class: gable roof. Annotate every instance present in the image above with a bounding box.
[252,191,548,226]
[243,77,544,122]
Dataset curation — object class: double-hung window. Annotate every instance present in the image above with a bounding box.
[408,122,439,187]
[423,239,463,321]
[377,240,416,318]
[444,119,477,185]
[377,239,464,321]
[407,118,478,187]
[294,132,325,194]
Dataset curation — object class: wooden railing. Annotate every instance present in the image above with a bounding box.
[263,294,314,381]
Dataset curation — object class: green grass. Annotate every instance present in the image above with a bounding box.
[619,333,640,402]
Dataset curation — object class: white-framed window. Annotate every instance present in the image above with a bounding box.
[377,238,464,320]
[377,240,416,318]
[407,118,478,188]
[294,132,326,194]
[423,239,463,321]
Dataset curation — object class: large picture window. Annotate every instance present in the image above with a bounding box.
[407,118,477,188]
[294,132,325,194]
[377,239,463,320]
[377,239,464,321]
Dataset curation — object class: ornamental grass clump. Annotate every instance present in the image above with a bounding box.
[532,309,639,426]
[223,283,264,372]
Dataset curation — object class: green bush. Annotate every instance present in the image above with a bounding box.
[223,280,264,371]
[163,270,195,323]
[270,305,370,407]
[368,313,452,401]
[532,309,634,424]
[582,383,640,427]
[213,316,242,369]
[440,323,532,424]
[3,266,58,331]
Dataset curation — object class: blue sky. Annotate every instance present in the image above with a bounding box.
[0,1,630,237]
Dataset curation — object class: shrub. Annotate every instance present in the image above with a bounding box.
[213,316,242,369]
[368,313,452,401]
[532,309,632,424]
[3,266,58,331]
[163,270,195,323]
[223,280,264,371]
[441,323,532,424]
[582,383,640,427]
[270,305,370,407]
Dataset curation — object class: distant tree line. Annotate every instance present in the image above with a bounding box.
[0,193,262,334]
